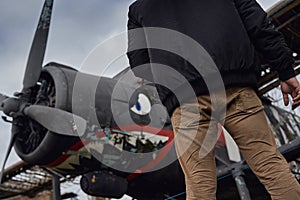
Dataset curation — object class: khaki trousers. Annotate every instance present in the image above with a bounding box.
[171,87,300,200]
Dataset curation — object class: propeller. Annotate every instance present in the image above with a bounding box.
[23,0,54,89]
[0,0,87,183]
[0,103,87,183]
[24,105,87,137]
[0,133,18,183]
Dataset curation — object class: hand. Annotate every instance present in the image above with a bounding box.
[280,77,300,110]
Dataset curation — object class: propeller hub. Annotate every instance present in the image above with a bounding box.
[2,98,21,116]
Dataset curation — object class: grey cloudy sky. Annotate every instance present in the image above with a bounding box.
[0,0,283,198]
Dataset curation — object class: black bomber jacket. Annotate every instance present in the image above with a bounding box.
[127,0,295,115]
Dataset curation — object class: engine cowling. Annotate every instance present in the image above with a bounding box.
[14,63,80,166]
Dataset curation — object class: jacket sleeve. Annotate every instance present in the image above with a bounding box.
[234,0,295,80]
[127,3,153,82]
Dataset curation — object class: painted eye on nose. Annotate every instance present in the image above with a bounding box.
[130,93,151,115]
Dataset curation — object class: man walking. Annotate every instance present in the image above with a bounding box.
[127,0,300,199]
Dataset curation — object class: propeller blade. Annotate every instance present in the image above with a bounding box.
[0,133,18,183]
[24,105,87,137]
[23,0,54,89]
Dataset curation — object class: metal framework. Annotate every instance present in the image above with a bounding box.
[0,162,52,199]
[259,0,300,94]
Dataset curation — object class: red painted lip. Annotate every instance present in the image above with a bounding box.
[44,125,174,170]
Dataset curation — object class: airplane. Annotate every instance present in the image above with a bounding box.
[0,0,299,200]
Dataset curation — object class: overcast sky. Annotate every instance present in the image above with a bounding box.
[0,0,283,199]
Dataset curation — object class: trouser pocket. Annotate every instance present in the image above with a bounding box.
[235,88,264,114]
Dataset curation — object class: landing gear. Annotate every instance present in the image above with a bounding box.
[52,174,62,200]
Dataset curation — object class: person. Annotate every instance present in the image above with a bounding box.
[127,0,300,199]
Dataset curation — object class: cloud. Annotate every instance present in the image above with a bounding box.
[45,0,134,67]
[257,0,279,9]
